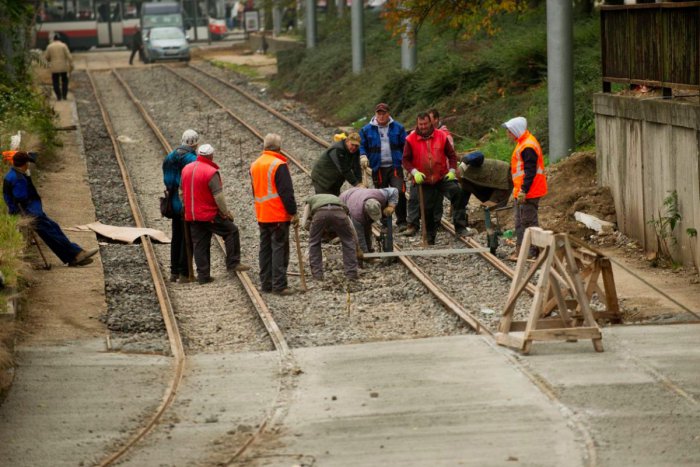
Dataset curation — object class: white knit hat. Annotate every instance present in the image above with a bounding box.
[181,129,199,147]
[197,144,215,158]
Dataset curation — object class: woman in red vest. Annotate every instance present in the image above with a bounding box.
[502,116,548,261]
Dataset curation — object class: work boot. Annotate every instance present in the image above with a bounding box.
[396,223,408,233]
[506,247,520,262]
[402,225,418,237]
[179,274,193,283]
[197,276,214,284]
[169,273,179,283]
[273,288,294,296]
[70,247,98,266]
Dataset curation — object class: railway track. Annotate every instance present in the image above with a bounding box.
[86,69,295,465]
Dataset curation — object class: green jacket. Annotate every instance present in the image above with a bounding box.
[305,193,345,213]
[310,141,362,195]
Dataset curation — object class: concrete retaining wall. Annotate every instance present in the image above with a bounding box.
[594,94,700,267]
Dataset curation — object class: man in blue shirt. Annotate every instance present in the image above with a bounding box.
[162,129,199,282]
[3,152,97,266]
[359,103,408,231]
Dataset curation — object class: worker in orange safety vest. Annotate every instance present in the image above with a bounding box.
[502,116,547,261]
[250,133,298,295]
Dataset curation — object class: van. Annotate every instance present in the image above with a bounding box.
[140,2,184,32]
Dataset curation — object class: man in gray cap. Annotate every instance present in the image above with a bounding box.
[339,186,398,253]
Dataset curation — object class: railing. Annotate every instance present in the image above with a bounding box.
[601,2,700,94]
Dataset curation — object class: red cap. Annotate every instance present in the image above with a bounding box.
[375,103,389,113]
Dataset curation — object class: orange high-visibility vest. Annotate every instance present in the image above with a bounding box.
[250,150,292,223]
[511,130,547,199]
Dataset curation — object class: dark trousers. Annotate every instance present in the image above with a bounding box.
[258,222,290,292]
[129,46,144,65]
[456,181,508,224]
[308,207,358,279]
[407,180,465,240]
[351,218,373,253]
[372,166,406,225]
[32,212,82,264]
[407,182,443,227]
[170,215,190,276]
[189,215,241,280]
[515,197,540,252]
[51,72,69,100]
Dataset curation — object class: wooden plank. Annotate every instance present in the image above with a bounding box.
[600,258,622,321]
[508,319,583,332]
[671,126,700,266]
[526,327,602,342]
[527,227,555,249]
[495,332,525,350]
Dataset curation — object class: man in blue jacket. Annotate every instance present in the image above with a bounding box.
[3,152,97,266]
[359,103,408,231]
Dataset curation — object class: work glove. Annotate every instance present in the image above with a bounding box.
[412,170,426,185]
[444,169,457,181]
[383,205,395,217]
[291,213,299,226]
[517,191,527,204]
[360,155,369,169]
[459,162,468,173]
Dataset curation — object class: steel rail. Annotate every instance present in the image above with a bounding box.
[184,63,536,297]
[87,70,186,467]
[164,65,494,337]
[110,68,294,464]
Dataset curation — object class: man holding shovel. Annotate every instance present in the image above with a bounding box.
[402,112,465,245]
[250,134,298,295]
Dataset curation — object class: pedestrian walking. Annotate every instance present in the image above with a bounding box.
[162,129,199,282]
[129,26,144,65]
[310,132,364,195]
[358,103,408,230]
[402,112,466,244]
[44,33,73,101]
[250,134,298,295]
[302,193,358,281]
[3,152,97,266]
[339,186,398,253]
[180,144,250,284]
[502,116,547,261]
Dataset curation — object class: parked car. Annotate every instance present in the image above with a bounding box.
[143,27,190,63]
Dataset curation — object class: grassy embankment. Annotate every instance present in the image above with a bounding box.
[273,4,601,162]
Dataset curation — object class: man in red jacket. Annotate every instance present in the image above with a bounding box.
[181,144,250,284]
[403,112,466,245]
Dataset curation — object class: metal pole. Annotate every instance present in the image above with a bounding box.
[305,0,316,48]
[400,20,416,71]
[272,3,282,37]
[337,0,345,18]
[546,0,574,163]
[351,0,363,73]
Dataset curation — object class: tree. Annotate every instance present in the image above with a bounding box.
[382,0,525,40]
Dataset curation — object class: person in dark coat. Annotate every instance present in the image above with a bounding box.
[310,132,364,196]
[3,152,97,266]
[129,26,144,65]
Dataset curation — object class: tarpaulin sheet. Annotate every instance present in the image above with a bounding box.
[68,221,170,244]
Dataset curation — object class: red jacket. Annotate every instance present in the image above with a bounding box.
[181,156,220,222]
[403,129,456,185]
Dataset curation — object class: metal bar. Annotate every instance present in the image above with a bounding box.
[362,248,489,258]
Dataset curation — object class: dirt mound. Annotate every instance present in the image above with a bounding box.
[540,151,616,239]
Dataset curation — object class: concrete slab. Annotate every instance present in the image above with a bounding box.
[521,324,700,466]
[119,351,280,466]
[242,336,586,467]
[0,339,170,466]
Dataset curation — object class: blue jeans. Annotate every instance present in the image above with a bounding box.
[32,213,82,264]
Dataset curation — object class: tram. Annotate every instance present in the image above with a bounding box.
[35,0,229,50]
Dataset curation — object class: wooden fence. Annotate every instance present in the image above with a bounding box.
[601,2,700,94]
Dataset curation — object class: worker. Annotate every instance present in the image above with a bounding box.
[502,116,547,261]
[339,186,398,253]
[162,129,198,282]
[180,143,250,284]
[250,133,298,296]
[311,132,364,195]
[457,150,512,218]
[402,112,466,244]
[302,193,358,281]
[3,151,97,266]
[44,33,73,101]
[358,103,408,231]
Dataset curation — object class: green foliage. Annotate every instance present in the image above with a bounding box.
[0,84,59,155]
[273,5,601,158]
[211,59,262,80]
[648,190,682,266]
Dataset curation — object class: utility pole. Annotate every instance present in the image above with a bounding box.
[351,0,363,73]
[306,0,317,48]
[400,20,416,71]
[273,1,282,37]
[337,0,345,18]
[546,0,574,163]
